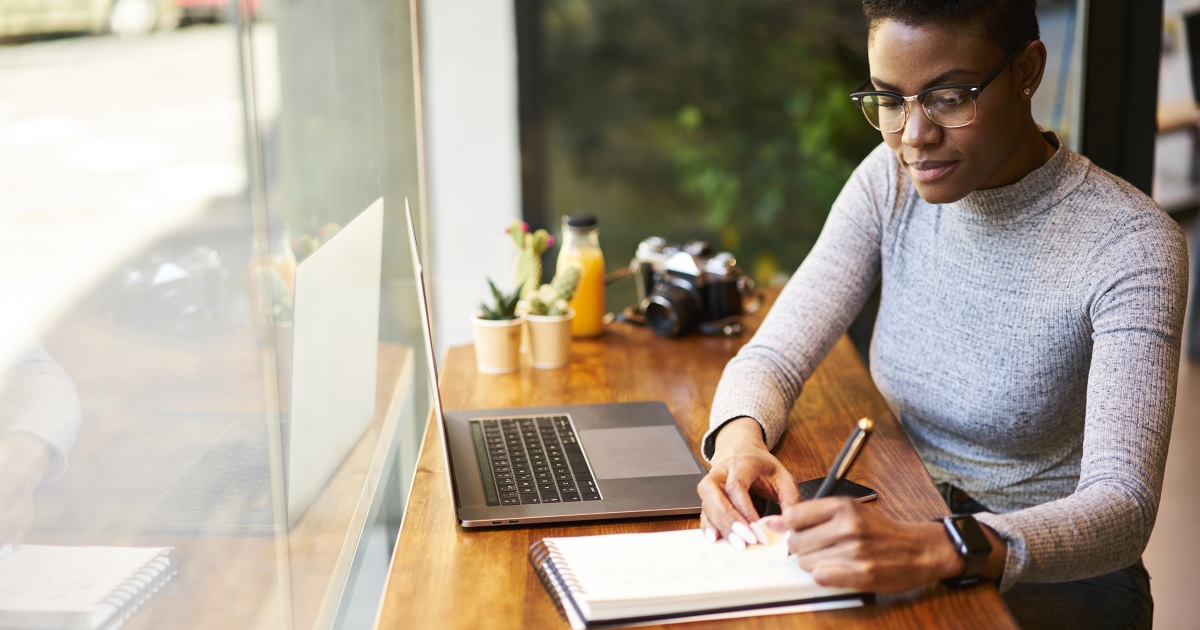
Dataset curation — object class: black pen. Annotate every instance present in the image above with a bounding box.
[813,417,874,499]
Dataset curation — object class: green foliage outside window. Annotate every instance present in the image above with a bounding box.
[536,0,879,289]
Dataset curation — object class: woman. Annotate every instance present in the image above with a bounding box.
[696,1,1188,627]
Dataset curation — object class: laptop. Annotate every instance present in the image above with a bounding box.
[404,201,704,527]
[34,199,385,532]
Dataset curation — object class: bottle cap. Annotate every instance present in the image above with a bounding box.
[564,214,598,229]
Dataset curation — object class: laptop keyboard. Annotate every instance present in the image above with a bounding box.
[471,416,601,506]
[153,423,271,511]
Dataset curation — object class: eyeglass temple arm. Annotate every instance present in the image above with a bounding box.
[974,40,1036,96]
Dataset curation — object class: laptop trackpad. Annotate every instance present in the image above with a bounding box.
[579,426,702,480]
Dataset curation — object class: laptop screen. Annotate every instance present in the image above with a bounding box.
[403,199,461,512]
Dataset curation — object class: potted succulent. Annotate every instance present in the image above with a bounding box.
[473,278,525,374]
[521,263,581,369]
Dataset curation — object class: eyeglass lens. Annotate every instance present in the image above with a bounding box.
[859,88,976,132]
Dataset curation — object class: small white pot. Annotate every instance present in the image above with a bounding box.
[525,310,574,369]
[472,315,524,374]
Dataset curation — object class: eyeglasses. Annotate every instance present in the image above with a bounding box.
[850,41,1032,133]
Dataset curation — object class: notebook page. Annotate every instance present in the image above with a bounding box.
[0,545,170,614]
[545,529,856,609]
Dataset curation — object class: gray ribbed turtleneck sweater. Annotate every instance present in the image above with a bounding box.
[1,338,80,478]
[702,135,1189,591]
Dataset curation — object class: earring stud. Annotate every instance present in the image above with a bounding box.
[1024,88,1031,95]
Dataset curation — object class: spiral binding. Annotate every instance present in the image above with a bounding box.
[94,550,178,627]
[528,540,585,626]
[541,541,583,592]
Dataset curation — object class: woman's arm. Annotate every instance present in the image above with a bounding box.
[701,144,898,460]
[974,208,1190,590]
[698,145,900,541]
[0,339,81,478]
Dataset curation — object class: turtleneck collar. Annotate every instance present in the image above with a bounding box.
[945,131,1089,226]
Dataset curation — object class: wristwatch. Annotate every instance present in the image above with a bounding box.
[938,514,993,586]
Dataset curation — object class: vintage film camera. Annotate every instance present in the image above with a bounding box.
[628,237,758,337]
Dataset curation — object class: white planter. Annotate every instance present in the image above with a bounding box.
[525,310,574,369]
[472,316,524,374]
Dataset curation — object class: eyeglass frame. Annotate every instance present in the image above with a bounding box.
[849,40,1035,132]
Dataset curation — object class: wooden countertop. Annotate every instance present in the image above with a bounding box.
[377,289,1017,629]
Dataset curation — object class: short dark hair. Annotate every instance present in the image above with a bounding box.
[862,0,1040,55]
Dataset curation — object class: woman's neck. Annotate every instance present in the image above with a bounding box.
[981,122,1056,190]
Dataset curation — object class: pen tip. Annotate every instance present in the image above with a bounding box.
[858,417,874,432]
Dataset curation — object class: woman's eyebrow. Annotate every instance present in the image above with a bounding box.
[871,69,976,92]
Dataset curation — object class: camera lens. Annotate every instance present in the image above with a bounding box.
[644,282,701,337]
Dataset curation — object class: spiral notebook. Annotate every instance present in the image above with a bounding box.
[0,545,176,630]
[529,529,864,629]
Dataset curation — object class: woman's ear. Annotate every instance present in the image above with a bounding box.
[1014,40,1048,100]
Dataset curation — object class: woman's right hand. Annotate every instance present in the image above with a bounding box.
[696,417,801,547]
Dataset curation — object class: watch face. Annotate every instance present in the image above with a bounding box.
[941,515,992,583]
[946,515,992,556]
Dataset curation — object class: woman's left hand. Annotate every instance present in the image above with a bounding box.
[777,497,962,593]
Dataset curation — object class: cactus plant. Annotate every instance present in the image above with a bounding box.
[508,221,554,298]
[524,262,581,316]
[478,277,523,320]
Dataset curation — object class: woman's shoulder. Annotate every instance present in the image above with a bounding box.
[1068,151,1186,247]
[1061,151,1189,285]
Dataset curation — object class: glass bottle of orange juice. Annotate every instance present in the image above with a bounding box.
[557,215,605,337]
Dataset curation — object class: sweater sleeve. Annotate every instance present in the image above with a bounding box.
[701,144,894,459]
[975,205,1189,590]
[0,339,81,479]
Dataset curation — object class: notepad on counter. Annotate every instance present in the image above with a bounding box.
[529,529,864,629]
[0,545,177,630]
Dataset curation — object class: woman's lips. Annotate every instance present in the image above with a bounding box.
[908,160,956,183]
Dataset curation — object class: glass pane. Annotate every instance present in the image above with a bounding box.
[243,0,428,625]
[1034,0,1085,149]
[0,0,427,625]
[1,11,289,630]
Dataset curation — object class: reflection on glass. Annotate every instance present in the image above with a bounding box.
[0,13,289,628]
[0,339,81,554]
[0,0,427,624]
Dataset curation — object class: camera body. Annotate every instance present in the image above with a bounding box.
[632,237,755,337]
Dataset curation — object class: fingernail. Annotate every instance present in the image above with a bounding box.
[762,515,788,532]
[732,521,760,545]
[703,527,718,544]
[749,520,766,544]
[753,518,782,542]
[727,532,747,550]
[0,545,12,559]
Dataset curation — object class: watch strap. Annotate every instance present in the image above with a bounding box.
[938,514,993,586]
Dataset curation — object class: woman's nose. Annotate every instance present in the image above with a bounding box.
[902,102,941,148]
